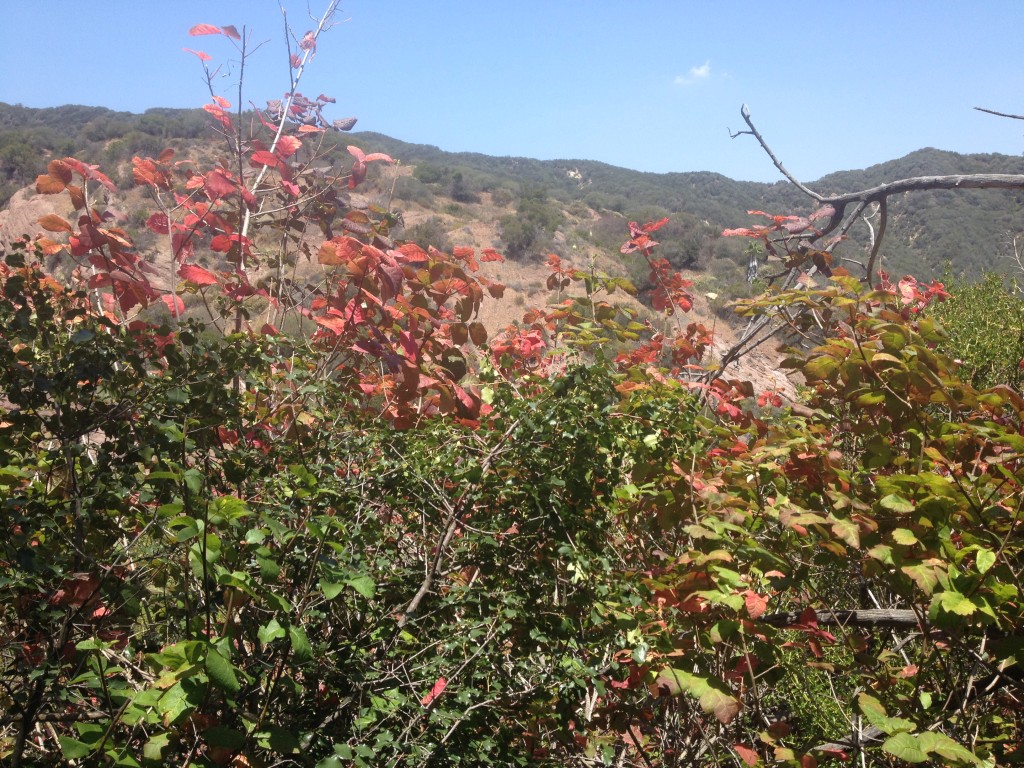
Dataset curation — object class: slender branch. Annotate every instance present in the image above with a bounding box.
[865,197,887,287]
[824,173,1024,206]
[735,105,1024,247]
[733,104,826,202]
[395,417,522,630]
[759,608,921,629]
[974,106,1024,121]
[718,105,1024,376]
[239,0,340,242]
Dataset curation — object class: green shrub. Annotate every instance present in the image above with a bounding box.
[929,272,1024,390]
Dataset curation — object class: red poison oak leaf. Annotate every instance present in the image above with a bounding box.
[189,23,225,36]
[275,135,302,159]
[179,263,220,287]
[183,48,212,62]
[420,676,448,706]
[347,145,394,189]
[161,294,185,315]
[37,214,73,233]
[734,744,760,767]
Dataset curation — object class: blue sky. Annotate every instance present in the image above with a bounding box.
[3,2,1023,182]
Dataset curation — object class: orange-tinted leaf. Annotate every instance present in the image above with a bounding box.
[250,150,281,168]
[189,23,223,36]
[734,744,759,767]
[220,24,241,40]
[212,95,231,109]
[132,157,172,190]
[179,263,219,286]
[203,103,232,129]
[35,173,67,195]
[183,47,212,62]
[319,237,362,266]
[395,243,429,264]
[276,135,302,159]
[209,234,233,252]
[47,159,74,184]
[61,157,116,192]
[314,312,347,335]
[480,248,505,262]
[744,591,768,620]
[37,214,72,233]
[67,184,86,210]
[35,237,65,256]
[161,294,185,315]
[298,125,324,133]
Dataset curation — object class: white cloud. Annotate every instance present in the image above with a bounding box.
[674,61,711,86]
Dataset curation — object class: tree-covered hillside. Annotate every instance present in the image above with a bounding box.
[3,102,1024,280]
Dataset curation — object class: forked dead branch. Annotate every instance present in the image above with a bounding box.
[710,104,1024,384]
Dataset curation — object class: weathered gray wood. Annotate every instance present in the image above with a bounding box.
[759,608,921,629]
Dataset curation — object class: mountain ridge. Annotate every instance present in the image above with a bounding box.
[2,102,1023,280]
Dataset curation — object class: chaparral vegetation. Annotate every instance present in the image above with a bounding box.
[2,5,1023,767]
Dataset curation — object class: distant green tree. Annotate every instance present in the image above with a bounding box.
[413,162,446,185]
[490,187,514,207]
[498,214,540,259]
[404,215,452,252]
[499,184,564,259]
[450,170,478,203]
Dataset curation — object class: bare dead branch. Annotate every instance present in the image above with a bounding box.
[825,172,1024,206]
[865,197,887,287]
[974,106,1024,121]
[711,105,1024,381]
[735,105,826,202]
[736,105,1024,252]
[759,608,921,629]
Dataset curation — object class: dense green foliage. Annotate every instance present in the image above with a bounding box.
[929,272,1024,390]
[5,230,1024,766]
[0,258,659,764]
